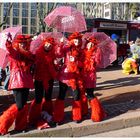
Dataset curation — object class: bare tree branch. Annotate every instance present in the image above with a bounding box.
[0,3,13,28]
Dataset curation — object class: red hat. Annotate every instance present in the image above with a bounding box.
[43,37,55,45]
[14,34,32,43]
[86,37,99,45]
[68,32,83,40]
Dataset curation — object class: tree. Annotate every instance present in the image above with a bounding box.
[36,2,78,33]
[36,2,57,32]
[0,3,13,28]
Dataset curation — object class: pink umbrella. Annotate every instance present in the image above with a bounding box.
[82,32,117,68]
[0,26,22,69]
[44,6,87,33]
[30,32,68,54]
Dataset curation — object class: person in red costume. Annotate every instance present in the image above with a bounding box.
[28,37,58,127]
[81,36,106,122]
[0,33,35,135]
[53,32,88,124]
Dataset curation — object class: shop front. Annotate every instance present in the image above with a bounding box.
[128,21,140,42]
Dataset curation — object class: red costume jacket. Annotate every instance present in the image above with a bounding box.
[6,40,34,90]
[34,40,58,91]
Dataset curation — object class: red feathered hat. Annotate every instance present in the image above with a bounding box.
[43,37,55,45]
[14,34,32,43]
[68,32,83,40]
[86,37,99,45]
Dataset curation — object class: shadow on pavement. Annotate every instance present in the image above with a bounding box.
[100,91,140,119]
[96,76,140,90]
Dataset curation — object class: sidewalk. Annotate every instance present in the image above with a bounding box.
[1,65,140,137]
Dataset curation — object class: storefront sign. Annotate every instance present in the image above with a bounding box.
[100,22,127,29]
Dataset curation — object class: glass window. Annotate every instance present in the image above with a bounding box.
[31,3,37,9]
[31,27,37,34]
[22,3,28,9]
[22,9,28,17]
[13,9,19,17]
[13,3,19,8]
[13,18,19,25]
[3,8,10,16]
[105,11,110,17]
[31,18,36,26]
[22,18,28,25]
[31,10,37,17]
[4,3,10,7]
[3,17,10,24]
[22,26,28,34]
[48,3,54,11]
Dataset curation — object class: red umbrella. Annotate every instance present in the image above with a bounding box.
[82,32,117,68]
[44,6,87,33]
[0,26,22,69]
[30,32,68,54]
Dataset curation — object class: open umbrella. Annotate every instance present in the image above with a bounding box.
[0,26,22,69]
[44,6,87,33]
[82,32,117,68]
[30,32,68,54]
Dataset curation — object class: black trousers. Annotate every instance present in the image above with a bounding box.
[34,79,54,104]
[85,88,95,100]
[58,81,80,101]
[13,88,29,110]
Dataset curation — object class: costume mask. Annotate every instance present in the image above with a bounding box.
[44,42,52,51]
[87,42,93,50]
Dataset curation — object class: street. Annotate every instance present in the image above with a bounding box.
[86,125,140,137]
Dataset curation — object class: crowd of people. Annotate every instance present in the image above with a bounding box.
[0,32,107,135]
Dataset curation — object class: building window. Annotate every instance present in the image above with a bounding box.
[105,11,110,17]
[3,17,10,24]
[31,18,36,26]
[22,3,28,9]
[31,10,37,17]
[13,18,19,25]
[31,3,37,9]
[31,27,37,34]
[13,3,19,8]
[22,9,28,17]
[22,18,28,25]
[22,26,28,34]
[3,8,10,16]
[13,9,19,17]
[3,3,10,7]
[105,4,109,9]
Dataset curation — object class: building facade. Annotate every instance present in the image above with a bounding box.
[0,2,140,34]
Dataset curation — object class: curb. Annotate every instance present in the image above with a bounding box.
[8,110,140,137]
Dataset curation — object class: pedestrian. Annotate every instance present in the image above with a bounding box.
[0,67,3,86]
[53,32,88,124]
[3,65,10,90]
[28,37,58,128]
[80,36,106,122]
[130,38,140,73]
[0,33,35,135]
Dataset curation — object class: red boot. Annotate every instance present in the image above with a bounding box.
[14,104,29,131]
[28,100,42,126]
[53,99,64,123]
[72,101,82,122]
[42,98,53,115]
[90,97,106,122]
[0,104,18,135]
[80,92,88,117]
